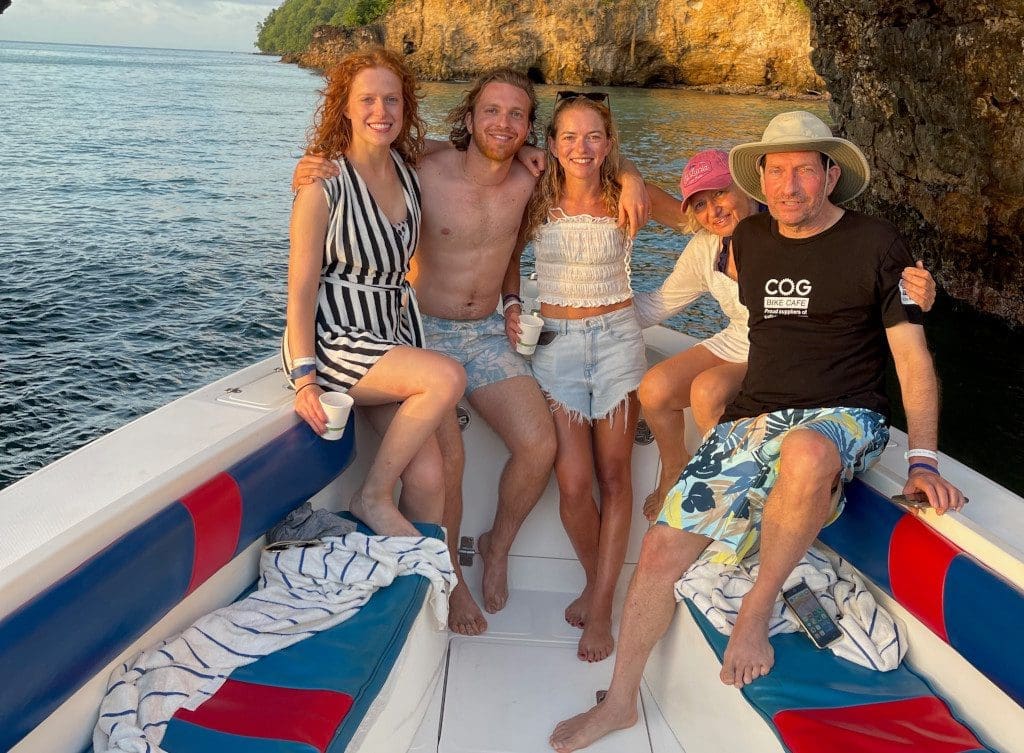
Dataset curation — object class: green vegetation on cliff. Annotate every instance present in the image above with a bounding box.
[256,0,391,54]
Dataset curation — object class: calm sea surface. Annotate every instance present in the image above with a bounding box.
[2,41,1023,495]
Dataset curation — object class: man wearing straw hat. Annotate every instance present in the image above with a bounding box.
[550,111,965,753]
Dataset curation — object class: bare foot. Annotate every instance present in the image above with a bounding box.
[720,608,774,689]
[549,697,638,752]
[577,616,614,662]
[644,463,684,521]
[448,581,487,636]
[564,589,591,628]
[477,530,509,613]
[349,491,420,537]
[642,489,664,521]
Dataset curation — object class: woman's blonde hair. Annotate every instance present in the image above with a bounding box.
[683,184,760,234]
[524,97,622,241]
[307,47,425,165]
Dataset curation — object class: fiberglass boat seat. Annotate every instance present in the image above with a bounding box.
[684,479,1023,753]
[0,417,445,753]
[161,516,443,753]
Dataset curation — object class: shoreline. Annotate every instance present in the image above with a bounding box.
[273,53,829,102]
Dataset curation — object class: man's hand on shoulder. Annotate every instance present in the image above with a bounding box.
[902,261,936,312]
[291,155,339,194]
[617,168,650,238]
[516,144,546,178]
[903,466,966,515]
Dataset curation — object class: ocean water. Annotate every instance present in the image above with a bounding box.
[2,41,1023,496]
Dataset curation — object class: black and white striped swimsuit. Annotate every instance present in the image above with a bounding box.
[283,150,424,393]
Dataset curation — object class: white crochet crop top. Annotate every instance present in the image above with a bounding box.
[532,210,633,307]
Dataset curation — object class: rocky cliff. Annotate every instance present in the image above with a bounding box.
[809,0,1024,325]
[289,0,1024,325]
[295,0,823,94]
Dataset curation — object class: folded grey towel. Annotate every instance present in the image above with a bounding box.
[265,501,357,544]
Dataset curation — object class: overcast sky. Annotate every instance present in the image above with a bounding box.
[1,0,278,52]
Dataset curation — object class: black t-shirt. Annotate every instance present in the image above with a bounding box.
[722,210,924,423]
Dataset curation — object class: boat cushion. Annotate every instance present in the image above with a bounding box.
[0,419,356,753]
[818,479,1024,706]
[685,601,993,753]
[160,518,444,753]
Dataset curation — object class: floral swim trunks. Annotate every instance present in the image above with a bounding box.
[657,407,889,565]
[421,312,533,394]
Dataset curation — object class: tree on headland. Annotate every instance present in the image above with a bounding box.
[256,0,392,54]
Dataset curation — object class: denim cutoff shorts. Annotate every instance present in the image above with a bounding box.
[530,306,647,422]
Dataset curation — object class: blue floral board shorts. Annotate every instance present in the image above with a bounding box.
[421,312,532,394]
[657,407,889,564]
[530,306,647,423]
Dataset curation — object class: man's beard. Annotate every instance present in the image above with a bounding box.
[472,129,523,162]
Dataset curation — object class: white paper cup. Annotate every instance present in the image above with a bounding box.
[319,391,354,441]
[516,314,545,355]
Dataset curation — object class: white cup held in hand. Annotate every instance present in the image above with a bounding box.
[517,314,545,355]
[319,391,354,440]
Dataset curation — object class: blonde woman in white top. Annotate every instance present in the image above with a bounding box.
[636,149,936,520]
[520,92,646,663]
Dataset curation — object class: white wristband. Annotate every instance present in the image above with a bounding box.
[291,356,316,367]
[904,448,939,462]
[502,299,523,314]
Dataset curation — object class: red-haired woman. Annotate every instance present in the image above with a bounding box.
[284,48,465,536]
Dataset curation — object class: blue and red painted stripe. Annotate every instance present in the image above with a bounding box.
[819,479,1024,707]
[0,416,356,753]
[161,519,442,752]
[686,602,992,753]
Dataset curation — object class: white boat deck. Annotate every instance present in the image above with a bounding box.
[409,583,687,753]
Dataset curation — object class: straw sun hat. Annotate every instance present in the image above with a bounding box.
[728,111,871,205]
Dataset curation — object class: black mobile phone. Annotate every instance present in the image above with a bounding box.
[891,492,931,509]
[891,492,970,510]
[782,581,843,649]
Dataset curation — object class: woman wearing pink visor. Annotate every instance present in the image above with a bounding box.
[633,149,936,520]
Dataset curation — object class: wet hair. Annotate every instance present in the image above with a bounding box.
[307,47,425,165]
[446,68,539,151]
[524,96,622,242]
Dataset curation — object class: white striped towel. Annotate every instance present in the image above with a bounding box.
[675,544,907,671]
[94,532,455,753]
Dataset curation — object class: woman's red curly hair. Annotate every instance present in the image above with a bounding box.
[307,47,425,165]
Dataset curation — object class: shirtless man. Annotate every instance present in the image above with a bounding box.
[294,68,649,636]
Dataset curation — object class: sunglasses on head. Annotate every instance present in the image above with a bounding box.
[555,90,610,106]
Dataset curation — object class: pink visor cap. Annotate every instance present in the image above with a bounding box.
[679,149,733,210]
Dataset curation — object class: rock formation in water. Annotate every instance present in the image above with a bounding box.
[294,0,824,95]
[809,1,1024,325]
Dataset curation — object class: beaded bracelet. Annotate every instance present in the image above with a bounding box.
[908,462,940,476]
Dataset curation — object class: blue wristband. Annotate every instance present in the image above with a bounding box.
[908,462,940,476]
[289,362,316,381]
